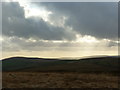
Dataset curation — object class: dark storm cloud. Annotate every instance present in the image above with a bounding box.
[38,2,118,40]
[2,2,76,41]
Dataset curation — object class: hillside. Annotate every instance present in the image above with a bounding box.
[2,56,119,72]
[2,56,119,88]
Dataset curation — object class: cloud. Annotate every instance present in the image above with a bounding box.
[2,2,76,41]
[2,35,118,52]
[2,2,118,57]
[2,2,118,41]
[38,2,118,40]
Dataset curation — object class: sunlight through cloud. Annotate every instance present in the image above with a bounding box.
[76,34,99,43]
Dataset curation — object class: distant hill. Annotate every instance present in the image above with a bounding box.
[2,56,119,72]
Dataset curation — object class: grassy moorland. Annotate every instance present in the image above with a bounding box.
[2,56,119,88]
[3,72,119,88]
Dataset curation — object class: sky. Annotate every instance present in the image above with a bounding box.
[1,1,119,59]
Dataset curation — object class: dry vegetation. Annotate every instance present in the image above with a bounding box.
[2,72,119,88]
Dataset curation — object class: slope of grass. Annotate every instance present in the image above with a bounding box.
[2,56,119,72]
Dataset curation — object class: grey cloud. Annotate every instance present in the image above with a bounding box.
[38,2,118,40]
[2,36,69,52]
[118,2,120,38]
[107,41,118,47]
[2,2,118,52]
[2,36,118,52]
[2,2,76,41]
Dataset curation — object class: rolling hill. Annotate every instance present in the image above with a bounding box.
[2,56,119,72]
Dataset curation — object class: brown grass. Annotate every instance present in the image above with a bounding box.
[2,72,119,88]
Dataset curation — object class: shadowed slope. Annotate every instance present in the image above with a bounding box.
[2,56,119,72]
